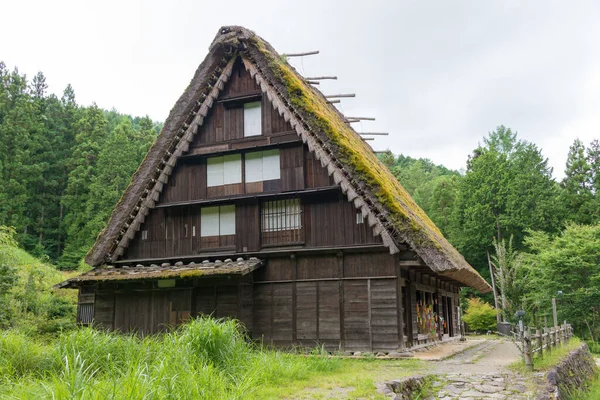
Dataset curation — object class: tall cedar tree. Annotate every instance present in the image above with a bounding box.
[561,139,595,224]
[450,126,562,275]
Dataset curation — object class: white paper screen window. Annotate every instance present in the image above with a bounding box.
[219,205,236,235]
[207,157,224,187]
[207,155,241,187]
[223,154,242,184]
[245,150,280,183]
[245,152,263,183]
[201,207,220,237]
[262,149,281,181]
[356,212,365,224]
[243,101,262,137]
[201,205,236,237]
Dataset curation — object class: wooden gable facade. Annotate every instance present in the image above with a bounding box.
[60,26,490,352]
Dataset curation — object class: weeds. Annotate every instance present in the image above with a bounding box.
[0,317,342,399]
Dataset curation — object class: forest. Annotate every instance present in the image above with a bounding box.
[0,62,160,267]
[0,62,598,343]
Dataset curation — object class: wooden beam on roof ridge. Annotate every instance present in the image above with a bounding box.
[283,50,320,57]
[325,93,356,98]
[327,99,341,104]
[305,76,337,80]
[359,132,389,136]
[345,117,376,121]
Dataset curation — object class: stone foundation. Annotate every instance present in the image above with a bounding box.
[377,375,428,399]
[537,343,598,400]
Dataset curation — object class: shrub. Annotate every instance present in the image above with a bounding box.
[463,297,498,333]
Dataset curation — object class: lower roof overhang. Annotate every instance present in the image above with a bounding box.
[55,258,263,289]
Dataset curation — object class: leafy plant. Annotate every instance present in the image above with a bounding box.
[463,297,498,333]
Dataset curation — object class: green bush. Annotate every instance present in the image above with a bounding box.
[0,225,77,334]
[463,297,498,333]
[587,340,600,355]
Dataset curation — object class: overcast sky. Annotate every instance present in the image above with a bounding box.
[2,0,599,179]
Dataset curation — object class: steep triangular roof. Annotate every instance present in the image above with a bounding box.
[85,26,491,293]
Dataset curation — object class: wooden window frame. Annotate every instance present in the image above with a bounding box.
[261,198,304,246]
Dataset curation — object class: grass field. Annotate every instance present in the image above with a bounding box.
[0,318,426,400]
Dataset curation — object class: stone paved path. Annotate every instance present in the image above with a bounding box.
[423,339,545,399]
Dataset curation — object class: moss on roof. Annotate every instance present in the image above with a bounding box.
[247,35,485,287]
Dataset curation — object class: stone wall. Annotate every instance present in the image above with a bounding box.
[537,343,598,400]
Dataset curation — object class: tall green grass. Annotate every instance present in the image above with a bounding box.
[0,317,341,399]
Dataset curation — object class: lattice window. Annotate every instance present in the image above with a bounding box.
[261,198,302,245]
[78,303,94,325]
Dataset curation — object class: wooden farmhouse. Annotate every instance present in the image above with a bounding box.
[59,26,491,352]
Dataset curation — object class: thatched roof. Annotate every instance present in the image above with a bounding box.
[85,26,491,293]
[56,258,263,288]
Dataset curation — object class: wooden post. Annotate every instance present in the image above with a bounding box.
[487,251,502,324]
[544,327,551,354]
[552,297,558,327]
[536,329,543,359]
[524,327,533,371]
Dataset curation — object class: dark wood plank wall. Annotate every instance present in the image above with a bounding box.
[85,260,461,350]
[112,289,193,336]
[304,194,382,248]
[123,185,381,260]
[252,253,401,352]
[120,56,344,262]
[190,58,294,149]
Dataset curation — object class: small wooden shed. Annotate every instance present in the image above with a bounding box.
[59,26,491,352]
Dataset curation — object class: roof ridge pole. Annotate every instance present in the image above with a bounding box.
[325,94,356,98]
[305,76,337,80]
[283,51,320,57]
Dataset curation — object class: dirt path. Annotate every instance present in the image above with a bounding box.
[430,339,521,374]
[421,339,545,399]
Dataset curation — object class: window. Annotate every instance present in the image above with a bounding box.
[245,149,280,183]
[356,212,365,224]
[201,205,236,237]
[243,101,262,137]
[78,303,94,325]
[207,154,242,187]
[262,199,302,232]
[261,199,302,245]
[141,230,148,240]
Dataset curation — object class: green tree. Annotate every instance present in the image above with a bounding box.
[60,104,108,266]
[519,223,600,339]
[76,119,155,258]
[561,139,594,224]
[450,126,561,274]
[491,235,524,321]
[0,226,18,328]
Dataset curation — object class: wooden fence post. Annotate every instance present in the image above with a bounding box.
[536,329,543,359]
[544,327,551,354]
[524,327,533,371]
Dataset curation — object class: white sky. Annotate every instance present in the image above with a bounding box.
[2,0,599,179]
